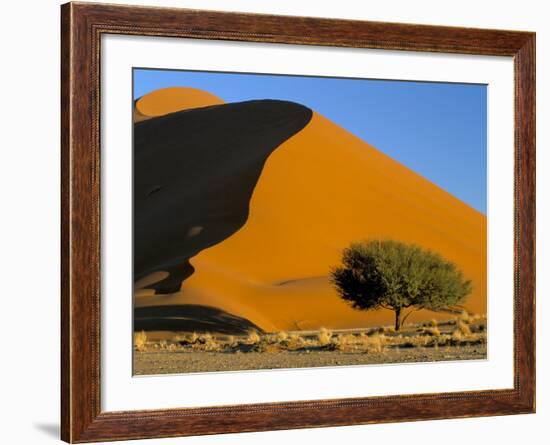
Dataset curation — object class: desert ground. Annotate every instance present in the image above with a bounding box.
[134,313,486,375]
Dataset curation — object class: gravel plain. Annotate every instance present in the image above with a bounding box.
[134,343,487,375]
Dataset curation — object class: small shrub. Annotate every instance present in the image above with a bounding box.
[134,331,147,351]
[276,331,289,343]
[429,318,438,327]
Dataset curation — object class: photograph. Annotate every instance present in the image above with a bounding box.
[132,69,488,375]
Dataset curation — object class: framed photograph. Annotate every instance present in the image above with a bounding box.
[61,2,535,442]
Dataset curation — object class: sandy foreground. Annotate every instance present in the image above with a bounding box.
[133,317,487,375]
[134,344,486,375]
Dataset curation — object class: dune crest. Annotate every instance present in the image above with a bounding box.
[135,86,224,118]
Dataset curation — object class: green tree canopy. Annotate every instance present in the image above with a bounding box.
[330,240,472,331]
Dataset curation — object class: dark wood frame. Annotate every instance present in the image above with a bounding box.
[61,1,536,442]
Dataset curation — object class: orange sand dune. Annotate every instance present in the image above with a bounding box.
[135,88,486,332]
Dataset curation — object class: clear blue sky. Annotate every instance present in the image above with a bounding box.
[134,68,487,214]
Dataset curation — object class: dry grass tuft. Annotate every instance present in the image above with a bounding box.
[390,333,430,349]
[423,327,441,337]
[332,334,346,350]
[457,320,472,335]
[317,327,333,346]
[451,329,464,342]
[200,333,213,342]
[364,333,385,352]
[134,331,147,351]
[246,330,261,345]
[142,316,487,357]
[203,336,221,351]
[286,333,305,350]
[226,335,236,347]
[252,342,282,353]
[188,333,223,351]
[331,334,358,351]
[173,332,200,346]
[460,310,471,323]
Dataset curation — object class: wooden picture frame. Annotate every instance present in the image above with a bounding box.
[61,2,535,442]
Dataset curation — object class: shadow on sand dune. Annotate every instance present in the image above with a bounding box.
[134,99,313,294]
[134,304,263,334]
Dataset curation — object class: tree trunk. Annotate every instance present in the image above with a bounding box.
[395,307,402,331]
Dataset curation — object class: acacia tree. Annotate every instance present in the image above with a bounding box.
[330,240,472,331]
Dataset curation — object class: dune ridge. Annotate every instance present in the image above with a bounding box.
[136,86,224,116]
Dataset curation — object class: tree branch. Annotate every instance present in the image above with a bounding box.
[401,307,421,326]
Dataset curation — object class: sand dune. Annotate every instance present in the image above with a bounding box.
[134,87,486,332]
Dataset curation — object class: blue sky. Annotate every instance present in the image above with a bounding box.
[134,69,487,214]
